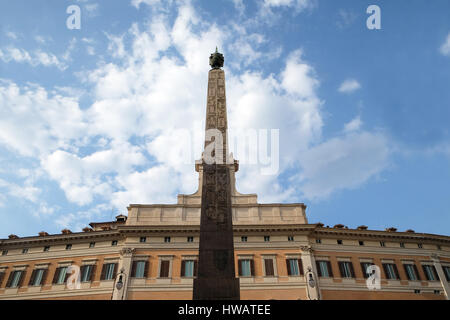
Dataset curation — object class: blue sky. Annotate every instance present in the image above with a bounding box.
[0,0,449,238]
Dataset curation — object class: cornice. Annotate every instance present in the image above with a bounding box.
[0,230,122,247]
[313,227,450,243]
[127,203,306,209]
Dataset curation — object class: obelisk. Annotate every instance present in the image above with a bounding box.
[193,49,240,300]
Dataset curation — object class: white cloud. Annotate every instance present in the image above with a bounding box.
[6,31,19,40]
[344,116,362,133]
[0,178,41,203]
[440,32,450,56]
[338,78,361,93]
[232,0,245,15]
[0,1,392,232]
[42,142,147,206]
[0,47,67,70]
[298,131,390,200]
[0,80,86,157]
[263,0,313,11]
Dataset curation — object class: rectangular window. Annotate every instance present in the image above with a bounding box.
[404,264,420,281]
[22,248,29,254]
[286,259,303,276]
[181,260,197,278]
[338,261,355,278]
[89,242,96,248]
[159,260,170,278]
[264,236,270,242]
[238,259,254,277]
[131,261,147,278]
[29,269,46,286]
[443,266,450,282]
[0,271,6,288]
[101,263,117,281]
[80,265,96,282]
[380,241,385,247]
[2,250,8,256]
[43,246,50,252]
[164,237,171,243]
[360,262,375,279]
[264,259,275,276]
[337,240,343,245]
[315,239,321,244]
[383,263,399,280]
[288,236,294,242]
[417,243,423,248]
[187,237,194,243]
[140,237,147,243]
[358,241,364,246]
[53,267,68,284]
[316,261,333,278]
[241,236,247,242]
[66,244,72,250]
[422,265,438,281]
[400,243,405,248]
[111,240,118,246]
[7,271,24,288]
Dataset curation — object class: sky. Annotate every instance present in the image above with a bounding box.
[0,0,449,238]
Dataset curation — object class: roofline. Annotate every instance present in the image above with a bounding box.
[1,223,449,247]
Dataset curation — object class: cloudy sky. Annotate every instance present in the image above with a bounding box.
[0,0,449,238]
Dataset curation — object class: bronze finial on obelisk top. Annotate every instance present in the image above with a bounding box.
[209,46,224,69]
[193,49,240,300]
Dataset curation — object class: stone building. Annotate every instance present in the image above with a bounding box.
[0,51,449,300]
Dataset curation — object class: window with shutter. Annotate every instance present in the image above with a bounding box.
[298,259,304,276]
[413,264,421,281]
[239,260,252,277]
[143,261,149,278]
[32,269,45,286]
[7,271,24,288]
[41,269,49,286]
[194,260,198,277]
[131,261,138,278]
[101,263,116,281]
[159,260,170,278]
[422,265,438,281]
[327,261,334,277]
[183,261,195,277]
[89,265,96,282]
[6,271,14,288]
[52,267,61,284]
[392,263,400,280]
[443,266,450,281]
[338,262,354,278]
[250,260,255,276]
[404,264,418,281]
[286,259,292,276]
[382,263,398,280]
[28,270,37,287]
[81,265,94,282]
[286,259,301,276]
[0,271,5,288]
[134,261,146,278]
[316,261,331,278]
[264,259,274,276]
[360,262,374,279]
